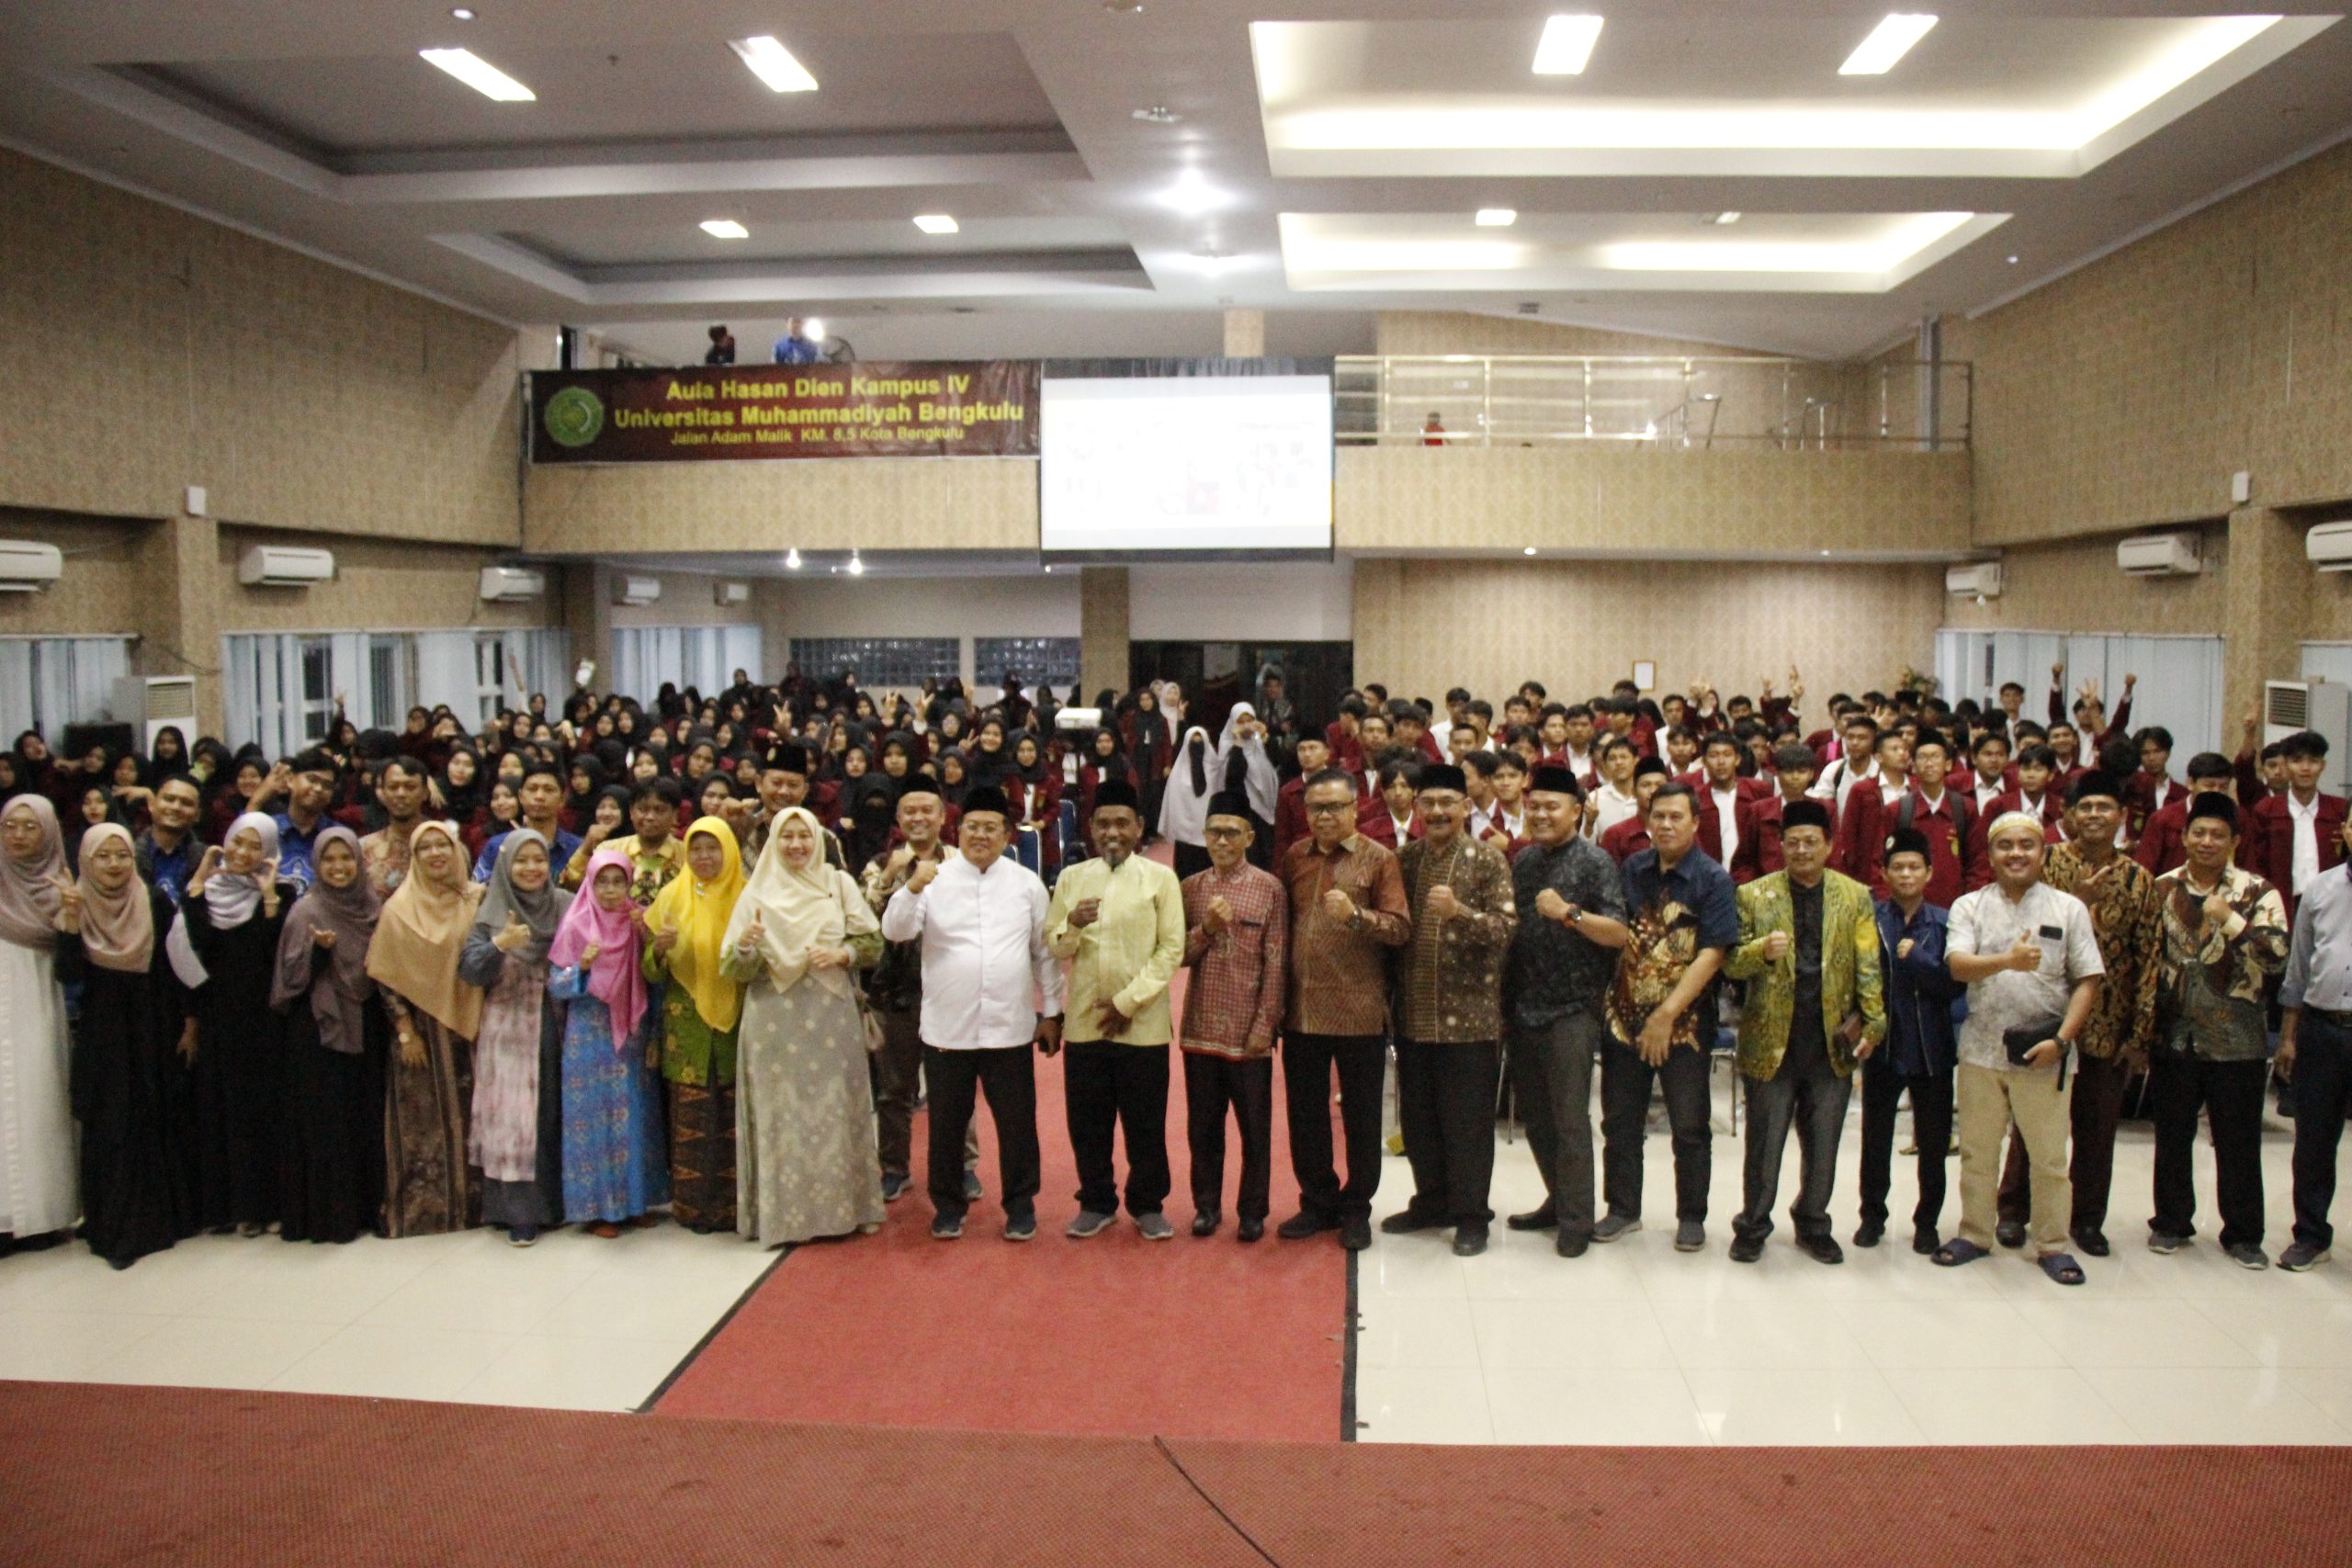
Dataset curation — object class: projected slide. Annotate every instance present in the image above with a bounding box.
[1039,374,1334,558]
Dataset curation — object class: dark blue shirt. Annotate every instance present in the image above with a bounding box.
[1621,846,1738,952]
[134,829,199,906]
[273,811,327,893]
[772,334,822,365]
[1873,897,1961,1077]
[473,825,583,884]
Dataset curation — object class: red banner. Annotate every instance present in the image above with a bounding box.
[529,361,1037,463]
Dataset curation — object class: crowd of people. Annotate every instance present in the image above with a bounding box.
[2,656,2348,1293]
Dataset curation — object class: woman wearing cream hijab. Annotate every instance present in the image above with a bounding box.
[0,795,75,1249]
[365,819,485,1237]
[720,806,885,1247]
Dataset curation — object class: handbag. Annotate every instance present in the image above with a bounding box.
[2003,1019,2071,1088]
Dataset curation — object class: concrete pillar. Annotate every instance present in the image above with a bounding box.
[130,512,224,736]
[2223,506,2307,729]
[1080,566,1129,700]
[1222,310,1265,358]
[560,560,615,692]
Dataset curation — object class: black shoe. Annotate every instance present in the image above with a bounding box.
[1729,1233,1765,1264]
[1340,1215,1374,1251]
[1853,1219,1884,1249]
[1379,1208,1445,1235]
[1453,1225,1489,1257]
[1191,1210,1221,1237]
[1912,1227,1941,1256]
[1555,1231,1589,1258]
[1506,1203,1558,1232]
[1277,1210,1339,1241]
[1798,1233,1845,1266]
[962,1169,984,1203]
[2071,1227,2111,1258]
[1237,1217,1265,1244]
[1995,1220,2028,1249]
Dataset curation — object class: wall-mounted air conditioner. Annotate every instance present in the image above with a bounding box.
[238,545,334,587]
[0,541,64,592]
[1944,562,2002,598]
[2118,532,2203,577]
[714,581,751,606]
[612,574,662,607]
[2265,680,2352,795]
[2307,522,2352,572]
[479,566,547,603]
[111,676,199,752]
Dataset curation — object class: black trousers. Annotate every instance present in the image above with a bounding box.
[2151,1050,2268,1250]
[1064,1041,1171,1217]
[1857,1060,1955,1233]
[876,1008,977,1180]
[1395,1039,1500,1227]
[1184,1053,1273,1221]
[1172,841,1213,882]
[2292,1011,2352,1249]
[922,1044,1040,1222]
[1599,1039,1713,1223]
[1736,1052,1850,1243]
[1283,1032,1387,1221]
[1507,1010,1600,1238]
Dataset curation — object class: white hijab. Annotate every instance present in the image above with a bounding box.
[720,806,876,998]
[1216,703,1280,822]
[1158,726,1217,847]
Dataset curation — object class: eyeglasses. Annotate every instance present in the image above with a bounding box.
[1305,800,1354,816]
[1204,826,1249,840]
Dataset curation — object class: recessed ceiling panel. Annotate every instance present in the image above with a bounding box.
[1252,15,2336,178]
[514,215,1129,269]
[135,31,1060,159]
[1279,211,2009,294]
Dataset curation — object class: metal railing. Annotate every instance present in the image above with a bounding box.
[1334,355,1972,451]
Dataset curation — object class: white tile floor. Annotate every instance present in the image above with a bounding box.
[0,1220,775,1412]
[1356,1069,2352,1445]
[7,1071,2350,1445]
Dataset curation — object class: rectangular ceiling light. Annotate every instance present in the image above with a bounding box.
[1475,208,1518,226]
[1532,15,1604,74]
[1838,14,1939,75]
[699,219,749,239]
[729,35,820,93]
[418,48,536,101]
[912,214,960,234]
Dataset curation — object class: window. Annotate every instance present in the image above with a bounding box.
[368,636,412,728]
[0,637,133,743]
[790,637,959,691]
[299,637,335,740]
[975,637,1081,693]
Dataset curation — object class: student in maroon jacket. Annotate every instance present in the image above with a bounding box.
[1598,764,1668,864]
[1272,733,1328,865]
[1354,757,1424,851]
[1751,742,1830,877]
[1969,742,2067,863]
[2120,726,2181,844]
[1836,729,1983,906]
[2245,729,2350,931]
[1832,729,1910,886]
[1962,730,2015,818]
[1689,731,1765,884]
[2048,666,2133,752]
[2133,751,2239,878]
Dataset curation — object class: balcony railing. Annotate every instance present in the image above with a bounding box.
[1334,355,1971,451]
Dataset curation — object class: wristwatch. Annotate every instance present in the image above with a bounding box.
[1564,905,1583,928]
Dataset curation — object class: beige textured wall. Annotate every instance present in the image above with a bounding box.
[215,525,550,633]
[1967,141,2352,544]
[0,511,149,637]
[1374,310,1770,359]
[1337,446,1971,554]
[524,457,1039,555]
[1351,557,1945,710]
[0,148,524,546]
[1940,527,2231,636]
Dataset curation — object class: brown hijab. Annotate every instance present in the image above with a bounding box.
[363,820,484,1038]
[74,823,154,974]
[274,826,381,1054]
[0,795,66,951]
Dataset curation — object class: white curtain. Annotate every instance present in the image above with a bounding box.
[0,637,132,742]
[611,626,760,705]
[1936,627,2225,756]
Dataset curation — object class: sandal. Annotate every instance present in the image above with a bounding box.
[1932,1239,1991,1268]
[2038,1252,2086,1287]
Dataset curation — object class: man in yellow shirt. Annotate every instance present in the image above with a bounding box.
[1046,780,1187,1239]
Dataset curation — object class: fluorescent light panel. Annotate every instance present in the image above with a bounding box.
[418,48,535,101]
[1475,208,1518,226]
[699,219,749,238]
[1532,14,1605,74]
[1839,14,1939,75]
[729,35,819,93]
[912,214,960,234]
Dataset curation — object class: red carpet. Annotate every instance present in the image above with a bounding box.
[654,959,1349,1443]
[11,1382,2352,1568]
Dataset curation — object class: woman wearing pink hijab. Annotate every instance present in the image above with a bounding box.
[548,847,668,1235]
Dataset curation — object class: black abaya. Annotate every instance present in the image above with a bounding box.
[182,884,296,1230]
[57,888,197,1269]
[276,952,389,1246]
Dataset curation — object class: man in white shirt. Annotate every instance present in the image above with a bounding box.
[881,784,1067,1241]
[1967,731,2013,816]
[1810,714,1883,812]
[1585,736,1644,841]
[1938,813,2104,1286]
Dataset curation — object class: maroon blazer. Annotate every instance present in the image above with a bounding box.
[1836,783,1984,907]
[1599,817,1650,863]
[1750,793,1837,877]
[1690,784,1762,885]
[2245,791,2349,928]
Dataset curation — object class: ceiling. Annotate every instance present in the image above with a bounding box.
[2,2,2347,359]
